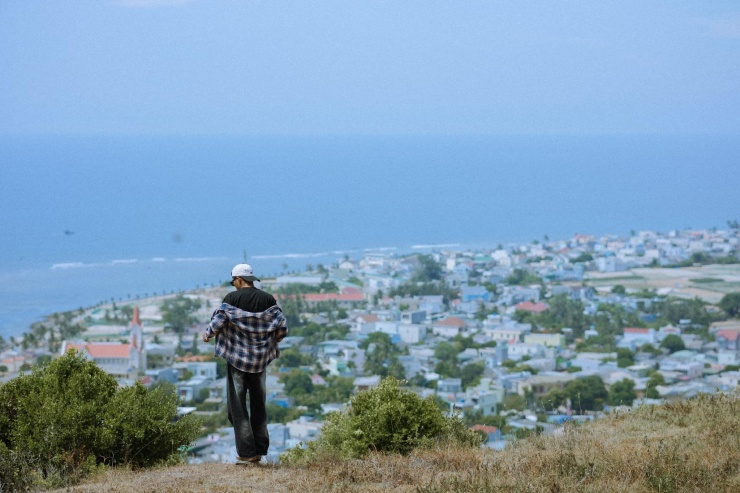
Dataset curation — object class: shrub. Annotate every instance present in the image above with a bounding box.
[282,377,481,463]
[0,351,200,489]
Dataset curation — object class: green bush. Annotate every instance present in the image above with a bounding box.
[0,351,200,490]
[282,377,481,463]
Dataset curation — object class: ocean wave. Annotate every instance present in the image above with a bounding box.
[151,257,167,262]
[51,262,87,270]
[411,243,461,249]
[252,252,333,260]
[111,259,138,265]
[364,246,398,252]
[173,257,229,262]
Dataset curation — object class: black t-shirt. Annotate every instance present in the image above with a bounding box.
[223,287,277,313]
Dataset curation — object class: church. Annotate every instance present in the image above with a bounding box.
[60,306,147,378]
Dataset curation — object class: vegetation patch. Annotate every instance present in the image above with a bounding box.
[691,277,724,283]
[281,377,481,463]
[0,351,200,491]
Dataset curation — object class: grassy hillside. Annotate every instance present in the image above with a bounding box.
[52,391,739,493]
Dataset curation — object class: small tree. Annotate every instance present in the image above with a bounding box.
[608,379,637,406]
[280,370,314,397]
[660,334,686,354]
[564,376,608,412]
[611,285,626,295]
[282,377,480,463]
[645,371,666,399]
[616,348,635,368]
[160,294,201,334]
[461,361,485,389]
[719,292,740,318]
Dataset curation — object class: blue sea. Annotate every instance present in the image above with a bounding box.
[1,134,738,338]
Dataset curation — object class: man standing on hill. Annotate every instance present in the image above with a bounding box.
[202,263,287,464]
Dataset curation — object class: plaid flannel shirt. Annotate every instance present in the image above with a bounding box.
[204,303,288,373]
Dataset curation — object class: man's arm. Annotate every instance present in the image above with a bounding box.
[273,310,288,342]
[202,309,229,343]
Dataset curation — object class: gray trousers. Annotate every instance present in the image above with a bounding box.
[226,364,269,457]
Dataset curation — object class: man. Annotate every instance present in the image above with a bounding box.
[202,263,287,464]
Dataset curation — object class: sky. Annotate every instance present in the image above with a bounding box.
[1,0,739,136]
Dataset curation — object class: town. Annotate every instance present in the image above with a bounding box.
[2,226,739,464]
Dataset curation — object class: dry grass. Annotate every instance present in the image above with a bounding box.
[581,264,740,303]
[54,392,740,493]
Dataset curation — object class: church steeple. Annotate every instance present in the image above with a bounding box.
[131,305,142,328]
[129,305,146,372]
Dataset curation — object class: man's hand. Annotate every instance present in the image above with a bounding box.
[202,332,212,343]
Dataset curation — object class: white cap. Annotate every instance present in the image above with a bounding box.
[231,263,260,282]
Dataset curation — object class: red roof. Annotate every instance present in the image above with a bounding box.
[67,342,130,359]
[470,424,498,433]
[357,314,379,323]
[435,317,467,328]
[177,355,212,362]
[717,329,740,342]
[515,301,550,313]
[624,327,650,334]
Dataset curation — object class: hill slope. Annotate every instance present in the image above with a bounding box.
[56,391,739,493]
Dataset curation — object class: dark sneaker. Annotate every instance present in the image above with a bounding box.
[237,455,261,464]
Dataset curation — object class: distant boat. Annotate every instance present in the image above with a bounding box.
[64,230,75,236]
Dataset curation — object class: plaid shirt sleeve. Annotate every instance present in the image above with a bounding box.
[204,303,288,373]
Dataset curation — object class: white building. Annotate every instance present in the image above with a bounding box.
[398,324,427,344]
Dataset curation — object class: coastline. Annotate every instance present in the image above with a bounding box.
[3,225,739,342]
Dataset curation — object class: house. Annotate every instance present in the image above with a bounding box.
[0,352,28,373]
[437,378,462,394]
[177,376,212,402]
[478,345,508,369]
[398,355,423,380]
[524,332,566,348]
[398,324,427,344]
[351,313,379,333]
[716,330,739,351]
[619,328,657,350]
[353,375,381,392]
[401,310,426,324]
[516,373,575,399]
[300,287,365,309]
[173,361,218,380]
[508,342,546,361]
[658,325,682,341]
[462,286,490,303]
[432,317,467,338]
[418,296,444,315]
[446,265,470,288]
[718,350,739,366]
[503,286,541,305]
[144,367,178,385]
[486,323,532,344]
[145,343,176,368]
[286,416,323,442]
[465,388,505,415]
[514,301,550,314]
[470,425,502,442]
